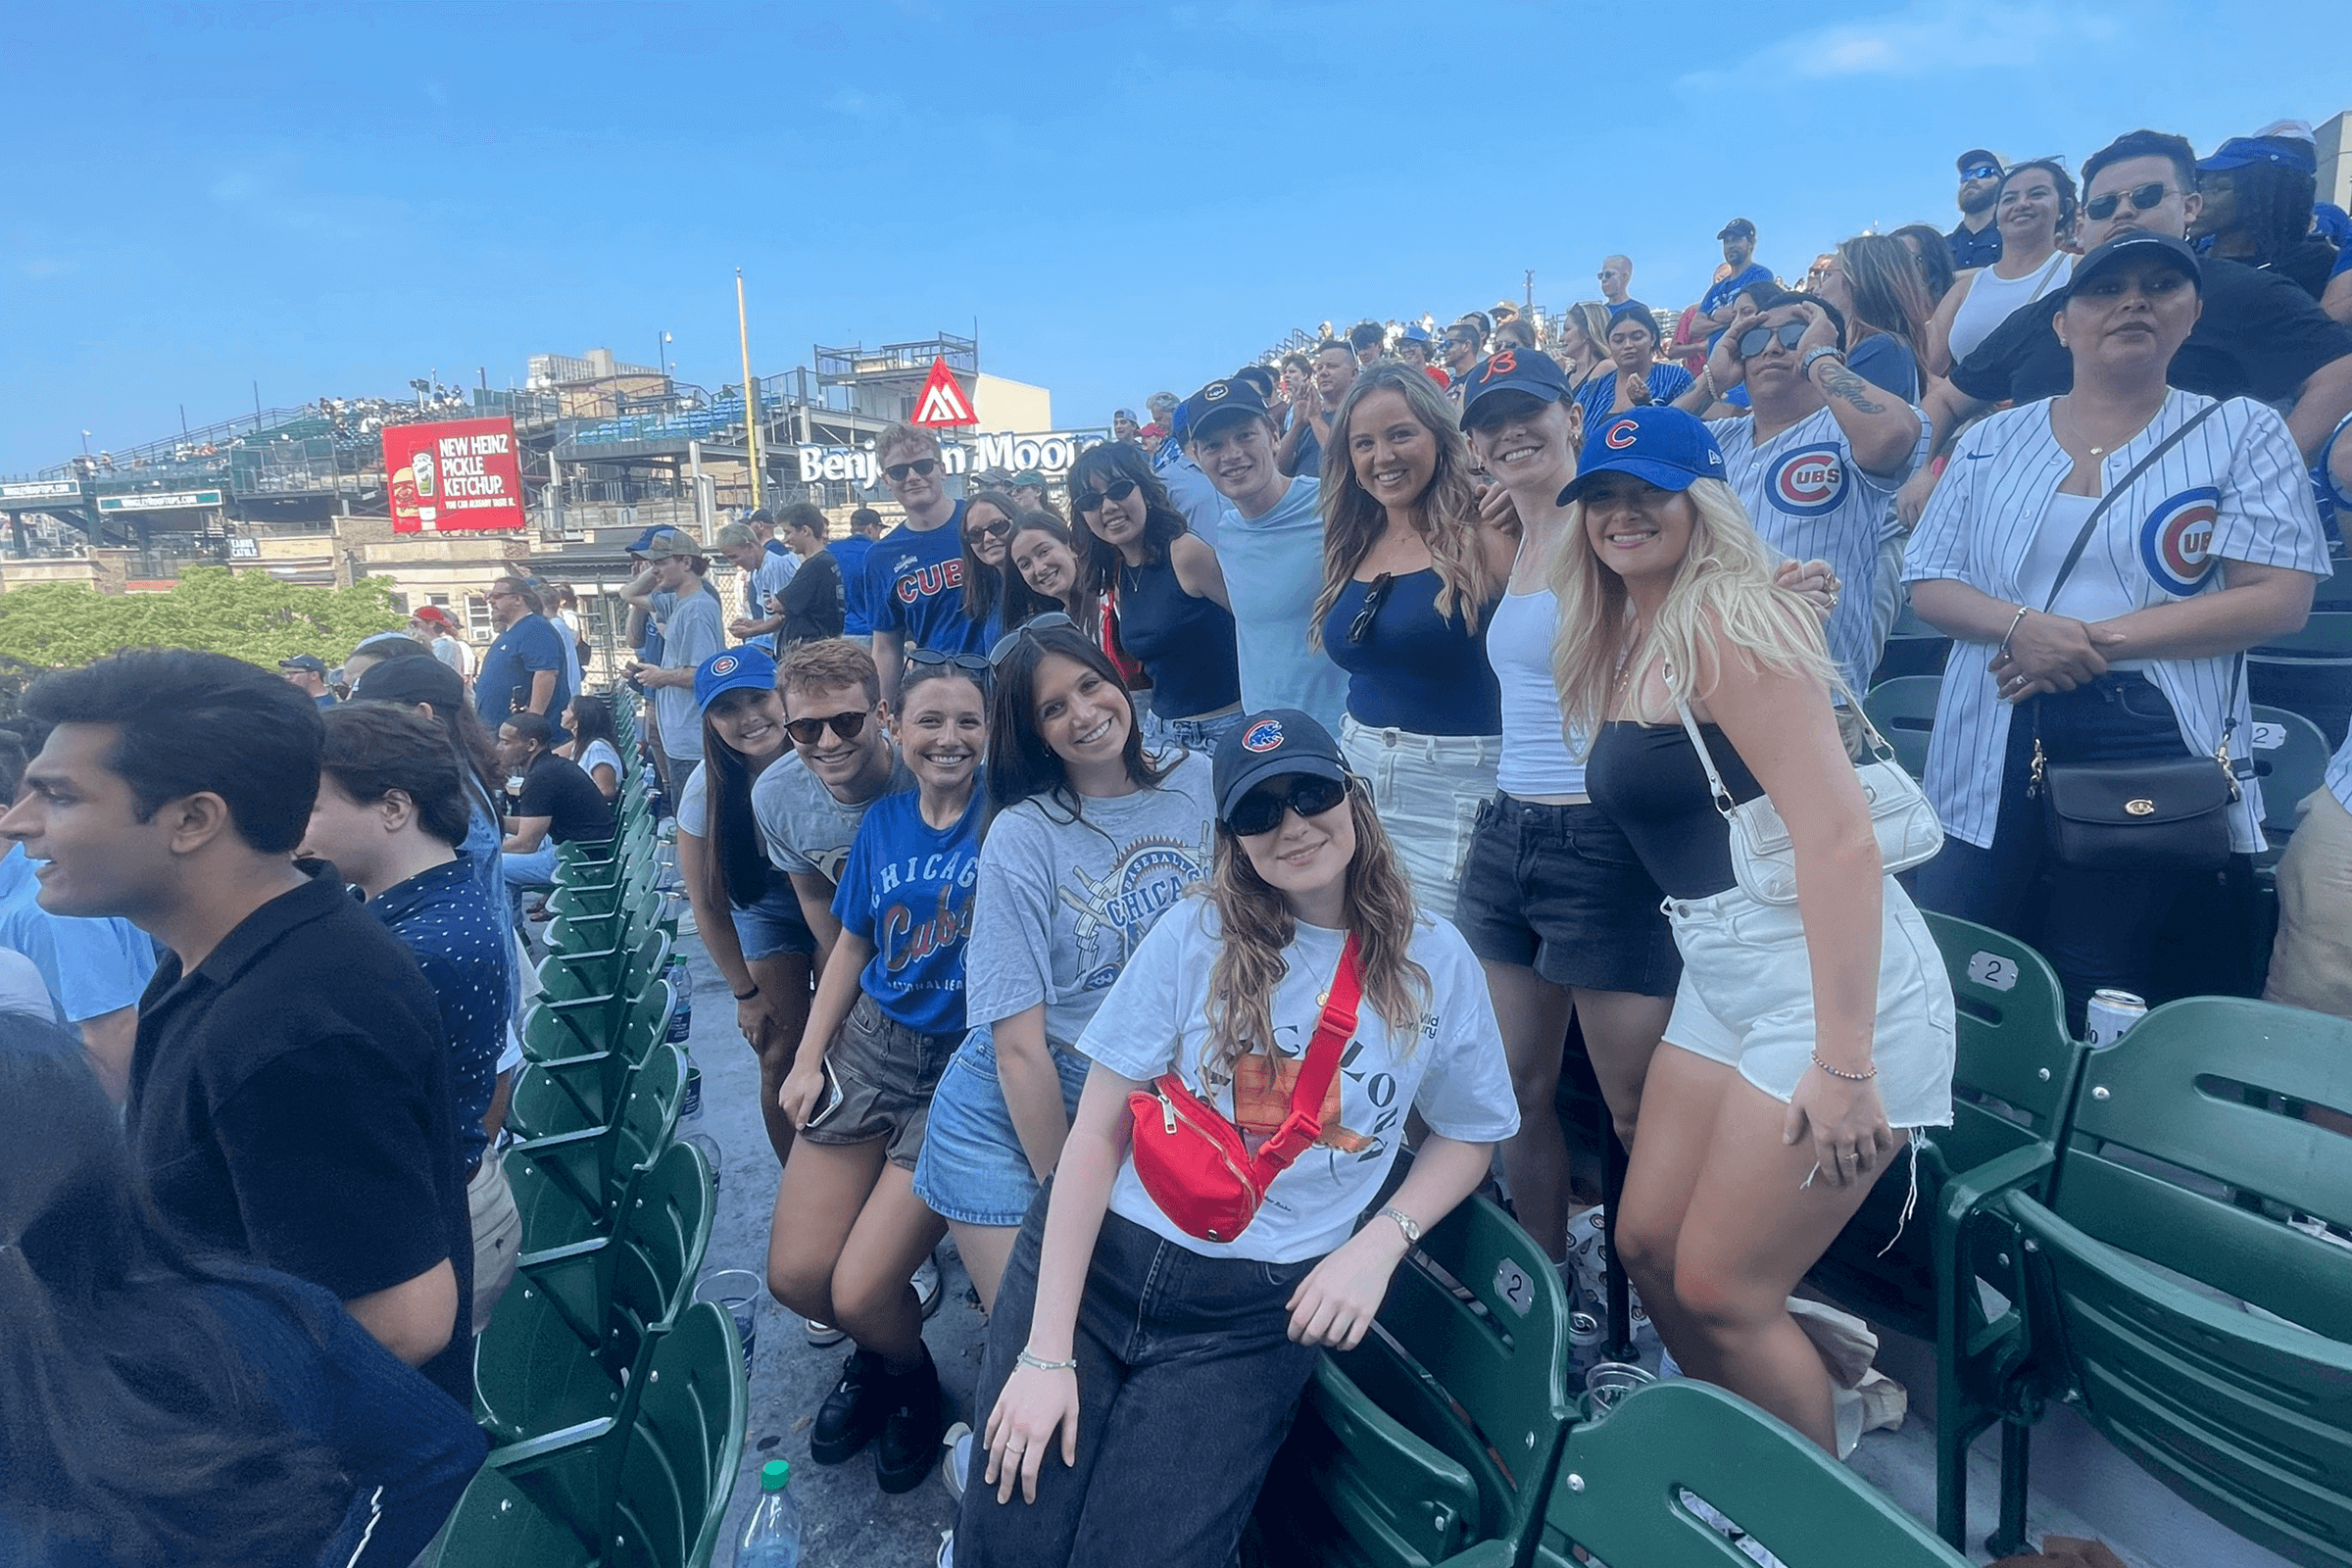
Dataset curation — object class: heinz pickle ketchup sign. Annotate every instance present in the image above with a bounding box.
[384,416,526,532]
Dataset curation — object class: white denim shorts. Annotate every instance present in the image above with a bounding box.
[1660,874,1955,1131]
[1340,716,1502,926]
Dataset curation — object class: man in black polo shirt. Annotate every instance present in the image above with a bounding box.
[0,649,473,1404]
[1946,148,2005,272]
[496,711,615,894]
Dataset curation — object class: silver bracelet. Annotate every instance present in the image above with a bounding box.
[1016,1349,1078,1374]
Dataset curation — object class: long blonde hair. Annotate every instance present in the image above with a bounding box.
[1548,477,1838,743]
[1309,364,1499,648]
[1196,778,1429,1085]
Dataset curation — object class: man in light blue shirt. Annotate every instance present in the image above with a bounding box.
[1180,377,1348,732]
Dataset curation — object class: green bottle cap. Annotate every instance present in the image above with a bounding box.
[760,1458,791,1491]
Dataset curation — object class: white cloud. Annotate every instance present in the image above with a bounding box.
[1682,0,2119,88]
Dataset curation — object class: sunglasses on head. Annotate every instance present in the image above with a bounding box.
[1959,163,1999,181]
[1347,572,1396,645]
[988,610,1077,666]
[782,708,870,747]
[2082,181,2177,222]
[1227,772,1349,838]
[883,458,939,482]
[1073,477,1140,514]
[1735,319,1808,361]
[905,649,993,682]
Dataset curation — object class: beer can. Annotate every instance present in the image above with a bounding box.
[2085,989,2145,1048]
[1567,1310,1604,1382]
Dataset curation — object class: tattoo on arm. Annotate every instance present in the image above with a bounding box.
[1819,363,1886,414]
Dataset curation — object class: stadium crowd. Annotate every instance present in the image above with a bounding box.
[1,118,2350,1568]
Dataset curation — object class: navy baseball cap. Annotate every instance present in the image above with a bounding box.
[1718,217,1756,239]
[2066,231,2202,296]
[1956,148,2002,173]
[624,525,664,555]
[2197,134,2316,175]
[1180,377,1271,443]
[1458,348,1569,423]
[1558,408,1728,507]
[278,654,326,676]
[693,645,778,710]
[354,652,466,711]
[1212,710,1348,826]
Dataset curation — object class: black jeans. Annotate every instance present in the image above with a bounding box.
[954,1185,1323,1568]
[1912,672,2249,1030]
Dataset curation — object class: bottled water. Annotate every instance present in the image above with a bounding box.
[736,1459,801,1566]
[666,956,693,1044]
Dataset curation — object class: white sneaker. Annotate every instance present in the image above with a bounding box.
[804,1317,848,1348]
[942,1422,972,1502]
[914,1253,943,1318]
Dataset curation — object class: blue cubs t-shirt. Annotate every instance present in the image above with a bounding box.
[832,535,876,637]
[831,782,986,1036]
[865,504,990,656]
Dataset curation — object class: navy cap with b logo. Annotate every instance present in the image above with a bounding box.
[1179,377,1272,444]
[1459,347,1570,423]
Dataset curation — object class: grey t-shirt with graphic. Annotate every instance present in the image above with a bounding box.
[965,750,1216,1051]
[750,749,915,885]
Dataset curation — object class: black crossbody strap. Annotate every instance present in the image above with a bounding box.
[2039,400,2220,614]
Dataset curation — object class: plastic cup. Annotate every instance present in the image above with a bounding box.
[681,1131,723,1196]
[694,1268,761,1373]
[1584,1360,1655,1419]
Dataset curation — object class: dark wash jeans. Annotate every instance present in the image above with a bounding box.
[1912,672,2249,1030]
[954,1181,1323,1568]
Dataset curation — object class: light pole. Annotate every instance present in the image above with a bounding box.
[659,331,672,382]
[79,430,91,455]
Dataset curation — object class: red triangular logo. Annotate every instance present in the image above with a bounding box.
[911,356,978,427]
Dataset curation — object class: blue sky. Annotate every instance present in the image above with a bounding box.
[4,0,2348,473]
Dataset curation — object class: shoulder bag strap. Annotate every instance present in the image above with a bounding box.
[2038,401,2221,614]
[1663,660,1740,819]
[1254,933,1365,1177]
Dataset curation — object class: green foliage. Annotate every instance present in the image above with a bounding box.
[0,567,406,672]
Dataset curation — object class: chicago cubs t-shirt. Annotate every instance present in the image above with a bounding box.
[866,505,990,656]
[1710,404,1927,694]
[751,750,917,885]
[830,783,985,1036]
[1080,904,1520,1262]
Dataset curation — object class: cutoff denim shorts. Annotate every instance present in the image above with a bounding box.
[1339,716,1502,925]
[801,992,961,1170]
[1660,874,1955,1131]
[727,880,816,962]
[912,1026,1093,1227]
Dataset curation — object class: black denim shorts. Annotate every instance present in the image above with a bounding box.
[1454,794,1682,997]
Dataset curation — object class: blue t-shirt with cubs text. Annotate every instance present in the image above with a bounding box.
[864,504,991,656]
[830,782,986,1036]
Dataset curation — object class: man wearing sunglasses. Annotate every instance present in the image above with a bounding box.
[1907,129,2352,528]
[865,423,989,708]
[1673,291,1928,694]
[1947,148,2006,272]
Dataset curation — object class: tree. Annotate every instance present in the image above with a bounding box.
[0,568,407,673]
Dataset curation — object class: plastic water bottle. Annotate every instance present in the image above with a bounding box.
[736,1458,801,1566]
[665,956,693,1044]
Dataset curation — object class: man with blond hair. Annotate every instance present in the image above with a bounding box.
[863,423,984,704]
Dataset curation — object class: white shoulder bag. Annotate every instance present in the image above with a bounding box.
[1670,695,1943,906]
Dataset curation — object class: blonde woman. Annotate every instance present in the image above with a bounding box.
[1551,406,1953,1452]
[1309,364,1514,921]
[956,709,1515,1567]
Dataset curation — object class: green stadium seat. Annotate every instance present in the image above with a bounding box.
[2249,704,2334,865]
[508,1041,685,1256]
[1862,675,1942,779]
[511,971,672,1136]
[511,1133,710,1374]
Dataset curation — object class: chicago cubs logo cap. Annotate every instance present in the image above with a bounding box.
[1178,377,1271,445]
[1212,709,1348,827]
[693,643,780,709]
[1459,347,1569,425]
[1557,407,1729,506]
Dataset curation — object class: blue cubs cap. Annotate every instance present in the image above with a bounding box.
[2197,135,2316,175]
[1180,376,1272,443]
[1211,710,1348,826]
[1558,407,1729,507]
[693,645,778,710]
[1397,323,1436,344]
[624,525,664,555]
[2066,231,2202,297]
[1458,347,1569,423]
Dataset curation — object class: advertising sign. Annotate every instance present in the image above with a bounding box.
[0,478,84,502]
[383,416,525,532]
[98,490,222,512]
[794,428,1107,487]
[911,356,978,427]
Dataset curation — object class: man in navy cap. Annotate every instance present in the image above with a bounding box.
[1947,149,2006,271]
[2191,123,2337,301]
[1697,220,1773,343]
[276,654,338,709]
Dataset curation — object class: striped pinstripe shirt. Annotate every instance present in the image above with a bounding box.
[1713,403,1930,694]
[2327,730,2352,814]
[1904,390,2329,852]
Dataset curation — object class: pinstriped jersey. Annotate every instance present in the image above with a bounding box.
[1904,391,2328,852]
[1711,403,1929,694]
[2327,730,2352,814]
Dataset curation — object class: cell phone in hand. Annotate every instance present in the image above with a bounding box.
[804,1059,846,1129]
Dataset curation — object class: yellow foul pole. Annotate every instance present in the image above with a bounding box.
[736,268,763,510]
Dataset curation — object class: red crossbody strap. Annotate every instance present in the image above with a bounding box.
[1253,933,1365,1178]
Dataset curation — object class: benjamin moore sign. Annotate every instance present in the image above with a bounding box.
[0,478,85,502]
[98,489,224,512]
[793,428,1109,486]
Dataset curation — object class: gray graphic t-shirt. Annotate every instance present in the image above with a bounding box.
[750,749,915,886]
[965,750,1216,1051]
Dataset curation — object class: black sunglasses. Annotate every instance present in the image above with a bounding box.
[1073,477,1140,514]
[905,649,993,683]
[2082,181,2177,222]
[782,709,870,747]
[969,516,1012,541]
[1227,773,1349,838]
[1735,320,1808,361]
[883,458,940,482]
[988,611,1078,666]
[1347,572,1396,645]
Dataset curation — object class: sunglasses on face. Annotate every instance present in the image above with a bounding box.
[905,649,993,683]
[883,458,940,482]
[1347,572,1396,645]
[988,610,1077,666]
[783,709,870,747]
[969,516,1012,541]
[2082,181,2177,222]
[1959,163,1999,181]
[1074,477,1140,514]
[1736,319,1808,361]
[1227,772,1349,838]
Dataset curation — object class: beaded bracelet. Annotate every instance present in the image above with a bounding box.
[1811,1053,1878,1082]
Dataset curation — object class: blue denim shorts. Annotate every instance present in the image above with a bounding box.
[911,1025,1092,1227]
[728,879,816,961]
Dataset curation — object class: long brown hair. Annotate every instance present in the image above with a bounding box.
[1196,777,1430,1085]
[1309,364,1497,648]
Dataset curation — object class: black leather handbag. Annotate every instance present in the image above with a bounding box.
[2024,405,2238,873]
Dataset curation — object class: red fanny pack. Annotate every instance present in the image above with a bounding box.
[1125,934,1362,1244]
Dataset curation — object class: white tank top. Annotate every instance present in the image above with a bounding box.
[1486,584,1587,796]
[1946,250,2075,367]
